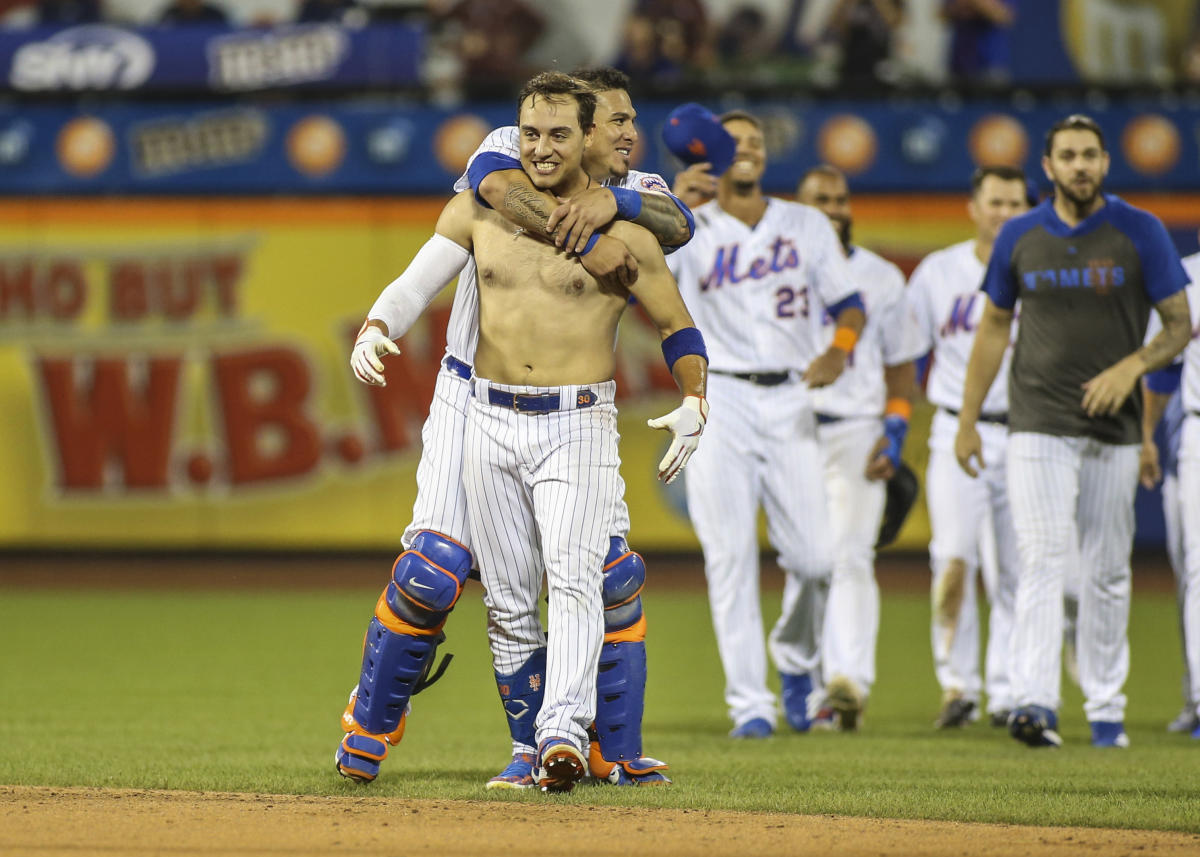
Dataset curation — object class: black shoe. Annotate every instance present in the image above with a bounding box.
[934,696,976,729]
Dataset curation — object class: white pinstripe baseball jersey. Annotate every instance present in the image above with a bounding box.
[666,198,857,373]
[446,125,674,365]
[1179,254,1200,413]
[810,246,925,419]
[907,239,1012,415]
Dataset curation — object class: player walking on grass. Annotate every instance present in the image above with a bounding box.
[668,111,865,738]
[956,115,1192,749]
[337,68,695,789]
[906,165,1029,730]
[1140,241,1200,740]
[797,165,923,730]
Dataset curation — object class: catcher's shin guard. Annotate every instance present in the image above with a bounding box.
[589,538,670,786]
[495,647,547,751]
[337,530,471,782]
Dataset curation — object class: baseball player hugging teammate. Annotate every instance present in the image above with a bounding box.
[337,67,702,790]
[957,114,1192,749]
[906,166,1031,729]
[668,109,866,738]
[797,165,924,730]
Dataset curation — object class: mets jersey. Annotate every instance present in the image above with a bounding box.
[810,245,925,419]
[908,239,1012,416]
[982,195,1189,443]
[666,198,857,373]
[1181,254,1200,416]
[447,126,678,365]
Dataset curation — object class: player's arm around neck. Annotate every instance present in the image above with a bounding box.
[1081,289,1192,418]
[954,296,1012,476]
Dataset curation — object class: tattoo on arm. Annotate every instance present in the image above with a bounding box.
[1138,290,1192,372]
[503,183,555,239]
[633,194,692,247]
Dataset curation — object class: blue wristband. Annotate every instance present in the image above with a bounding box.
[580,232,601,256]
[610,187,643,221]
[661,327,708,371]
[882,415,909,468]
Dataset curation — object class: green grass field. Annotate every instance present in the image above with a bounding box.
[1,568,1196,832]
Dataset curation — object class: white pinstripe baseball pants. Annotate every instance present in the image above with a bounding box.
[1177,416,1200,720]
[684,373,833,728]
[462,378,620,751]
[925,411,1018,713]
[1006,432,1139,722]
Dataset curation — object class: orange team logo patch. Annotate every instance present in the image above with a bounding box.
[687,139,707,157]
[499,684,510,695]
[529,674,542,692]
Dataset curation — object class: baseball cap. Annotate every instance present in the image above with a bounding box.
[662,103,736,175]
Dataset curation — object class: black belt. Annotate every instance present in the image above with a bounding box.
[942,406,1008,426]
[815,413,843,425]
[443,354,472,380]
[712,369,791,387]
[480,387,597,414]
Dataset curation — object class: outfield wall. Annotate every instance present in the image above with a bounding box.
[1,194,1195,550]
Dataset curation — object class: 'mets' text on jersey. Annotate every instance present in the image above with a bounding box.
[982,195,1190,443]
[667,199,857,373]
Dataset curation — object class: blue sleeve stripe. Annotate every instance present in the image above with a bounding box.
[467,152,522,208]
[668,194,695,249]
[827,292,865,318]
[1144,363,1183,394]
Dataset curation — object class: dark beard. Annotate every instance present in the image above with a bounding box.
[1055,177,1102,216]
[836,218,852,253]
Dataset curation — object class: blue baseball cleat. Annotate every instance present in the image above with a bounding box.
[1009,705,1063,748]
[729,717,774,739]
[1089,721,1130,748]
[486,752,536,789]
[779,672,814,732]
[1191,721,1200,740]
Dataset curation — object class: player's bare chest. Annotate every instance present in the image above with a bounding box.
[473,220,590,298]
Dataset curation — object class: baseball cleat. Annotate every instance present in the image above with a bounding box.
[934,693,976,729]
[535,738,586,793]
[824,675,864,732]
[729,717,774,739]
[486,752,537,789]
[1009,705,1063,748]
[1166,707,1199,734]
[989,709,1013,728]
[810,707,836,731]
[1089,721,1129,748]
[1192,722,1200,740]
[335,733,388,782]
[779,671,814,732]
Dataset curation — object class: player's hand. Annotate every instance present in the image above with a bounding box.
[350,322,400,386]
[672,163,718,209]
[1081,359,1140,417]
[865,436,896,481]
[803,346,848,388]
[954,423,984,478]
[548,187,618,254]
[1138,440,1161,489]
[579,234,638,290]
[647,395,709,483]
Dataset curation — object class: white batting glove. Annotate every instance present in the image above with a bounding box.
[350,323,400,386]
[647,395,709,484]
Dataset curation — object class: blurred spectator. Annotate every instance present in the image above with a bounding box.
[430,0,544,98]
[717,5,773,65]
[37,0,100,23]
[943,0,1015,85]
[827,0,904,88]
[297,0,366,24]
[615,0,713,91]
[158,0,229,24]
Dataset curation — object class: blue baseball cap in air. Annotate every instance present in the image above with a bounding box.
[662,103,736,175]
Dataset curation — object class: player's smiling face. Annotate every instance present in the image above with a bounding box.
[969,175,1030,243]
[519,94,593,194]
[1043,128,1109,208]
[584,88,637,180]
[722,118,766,185]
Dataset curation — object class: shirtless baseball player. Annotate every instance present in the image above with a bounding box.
[668,111,865,738]
[798,165,924,730]
[906,165,1030,729]
[336,69,694,789]
[957,114,1192,748]
[453,72,707,791]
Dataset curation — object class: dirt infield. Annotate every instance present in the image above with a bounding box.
[4,786,1198,857]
